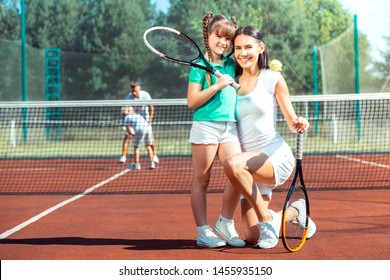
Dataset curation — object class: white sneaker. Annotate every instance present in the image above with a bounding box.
[214,216,245,247]
[290,199,316,239]
[196,225,226,248]
[153,155,159,163]
[147,162,156,169]
[128,163,141,170]
[119,156,126,163]
[256,210,281,249]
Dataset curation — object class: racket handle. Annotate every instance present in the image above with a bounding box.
[231,81,241,90]
[214,70,241,90]
[296,132,303,160]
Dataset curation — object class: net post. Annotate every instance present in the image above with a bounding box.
[10,119,16,148]
[354,14,361,142]
[20,0,28,142]
[332,114,338,144]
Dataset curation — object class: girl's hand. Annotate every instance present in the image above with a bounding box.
[292,116,309,134]
[215,74,234,90]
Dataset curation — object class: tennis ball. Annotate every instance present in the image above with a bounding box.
[269,59,283,72]
[121,126,126,131]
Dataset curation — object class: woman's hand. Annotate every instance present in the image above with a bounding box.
[292,116,309,134]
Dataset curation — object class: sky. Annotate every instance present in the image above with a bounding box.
[153,0,389,59]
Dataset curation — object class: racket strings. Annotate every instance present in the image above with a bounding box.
[145,29,200,61]
[283,187,308,250]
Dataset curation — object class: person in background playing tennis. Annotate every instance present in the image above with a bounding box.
[121,106,155,170]
[187,12,245,248]
[120,81,159,165]
[223,25,316,249]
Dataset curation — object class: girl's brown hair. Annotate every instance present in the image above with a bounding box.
[202,12,237,85]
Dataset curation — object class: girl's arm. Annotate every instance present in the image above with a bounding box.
[187,75,234,110]
[275,77,309,133]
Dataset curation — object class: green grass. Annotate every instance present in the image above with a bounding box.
[0,139,191,158]
[1,136,388,159]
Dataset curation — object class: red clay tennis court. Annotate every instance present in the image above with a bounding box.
[0,155,389,260]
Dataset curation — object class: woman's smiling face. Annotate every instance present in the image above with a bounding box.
[234,34,265,70]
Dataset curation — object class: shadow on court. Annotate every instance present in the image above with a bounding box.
[0,237,198,250]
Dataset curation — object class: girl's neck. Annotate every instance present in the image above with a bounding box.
[206,53,223,65]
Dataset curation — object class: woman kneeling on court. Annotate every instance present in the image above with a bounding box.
[223,26,316,249]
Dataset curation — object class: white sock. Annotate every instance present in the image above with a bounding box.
[219,215,233,223]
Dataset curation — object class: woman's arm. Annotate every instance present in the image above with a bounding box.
[275,77,309,133]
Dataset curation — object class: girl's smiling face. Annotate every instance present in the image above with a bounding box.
[208,30,232,58]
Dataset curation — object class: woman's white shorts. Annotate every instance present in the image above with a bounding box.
[242,141,295,199]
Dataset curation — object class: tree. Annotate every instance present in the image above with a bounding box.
[255,0,317,94]
[302,0,352,45]
[147,0,356,96]
[69,0,154,99]
[0,0,380,100]
[21,0,154,100]
[0,0,21,101]
[0,0,20,40]
[372,34,390,92]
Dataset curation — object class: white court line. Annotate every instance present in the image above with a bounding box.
[336,155,390,169]
[0,169,130,240]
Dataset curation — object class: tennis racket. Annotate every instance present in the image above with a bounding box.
[143,26,240,90]
[281,132,310,252]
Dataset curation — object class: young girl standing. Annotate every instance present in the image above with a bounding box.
[187,12,245,248]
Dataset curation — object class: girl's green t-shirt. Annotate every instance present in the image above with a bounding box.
[188,55,237,122]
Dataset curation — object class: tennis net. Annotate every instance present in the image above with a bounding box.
[1,93,389,194]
